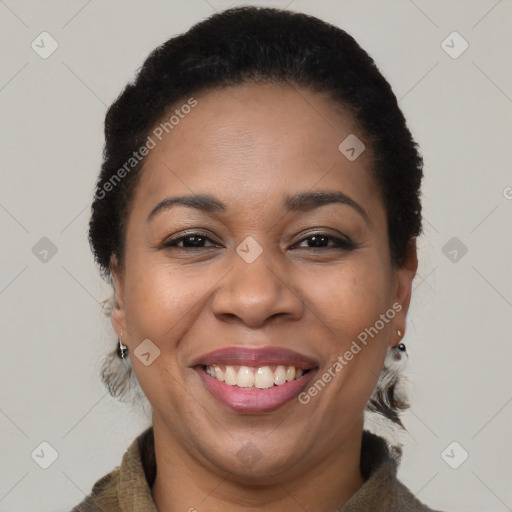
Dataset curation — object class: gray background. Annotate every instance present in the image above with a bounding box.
[1,1,511,511]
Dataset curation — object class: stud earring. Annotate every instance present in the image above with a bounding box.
[394,330,406,354]
[117,331,129,359]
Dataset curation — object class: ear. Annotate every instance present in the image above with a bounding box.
[390,238,418,346]
[110,254,127,340]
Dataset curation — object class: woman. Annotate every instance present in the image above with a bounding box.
[72,5,445,511]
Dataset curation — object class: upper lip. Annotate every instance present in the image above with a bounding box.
[192,346,318,369]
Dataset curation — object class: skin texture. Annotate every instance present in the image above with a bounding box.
[111,83,418,511]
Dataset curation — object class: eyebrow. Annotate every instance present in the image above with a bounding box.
[147,190,371,225]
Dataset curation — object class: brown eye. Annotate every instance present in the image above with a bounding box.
[163,233,219,249]
[294,233,355,251]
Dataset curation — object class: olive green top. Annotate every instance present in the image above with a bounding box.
[70,427,444,511]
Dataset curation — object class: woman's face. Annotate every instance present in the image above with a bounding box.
[112,83,416,481]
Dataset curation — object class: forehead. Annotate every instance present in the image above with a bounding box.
[133,82,382,220]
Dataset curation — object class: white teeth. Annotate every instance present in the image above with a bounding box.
[213,364,224,382]
[236,366,254,388]
[224,365,237,386]
[274,365,287,386]
[255,366,274,389]
[205,364,308,388]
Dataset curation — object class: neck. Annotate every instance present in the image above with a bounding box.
[151,416,366,512]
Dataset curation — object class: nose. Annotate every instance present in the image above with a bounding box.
[211,248,304,329]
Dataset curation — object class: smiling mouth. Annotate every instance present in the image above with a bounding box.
[202,364,313,389]
[193,345,319,413]
[196,363,319,413]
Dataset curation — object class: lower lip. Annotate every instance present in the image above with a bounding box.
[196,366,318,414]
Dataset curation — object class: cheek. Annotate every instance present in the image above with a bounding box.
[306,256,392,342]
[123,260,200,339]
[303,256,393,400]
[123,243,393,348]
[120,260,201,409]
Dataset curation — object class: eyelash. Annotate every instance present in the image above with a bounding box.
[161,231,356,252]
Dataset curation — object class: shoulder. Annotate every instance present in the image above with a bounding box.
[396,479,448,512]
[69,467,121,511]
[69,466,120,511]
[340,430,448,512]
[68,427,155,512]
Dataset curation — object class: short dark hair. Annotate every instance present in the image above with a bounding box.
[89,5,423,277]
[90,5,422,428]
